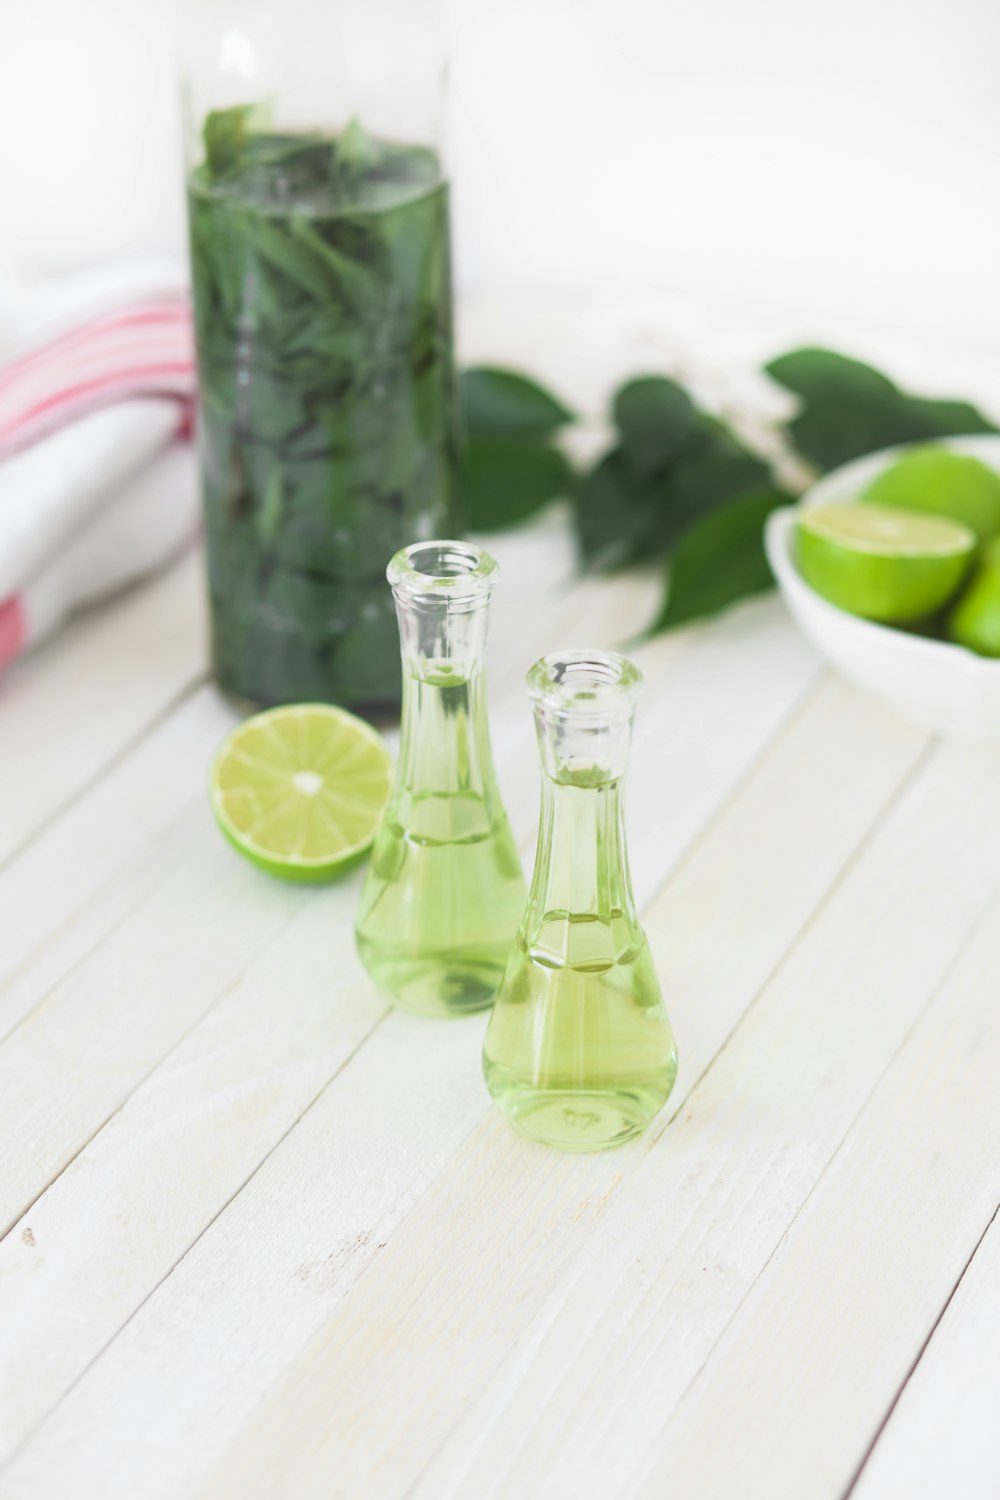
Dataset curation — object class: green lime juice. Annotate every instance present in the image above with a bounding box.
[484,772,677,1150]
[355,671,525,1016]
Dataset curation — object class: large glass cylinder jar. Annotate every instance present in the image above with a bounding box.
[181,0,455,714]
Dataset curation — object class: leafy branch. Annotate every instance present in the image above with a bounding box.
[456,351,998,634]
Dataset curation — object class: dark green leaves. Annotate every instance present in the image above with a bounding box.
[650,489,787,634]
[459,368,571,439]
[457,441,572,531]
[573,376,778,576]
[767,347,998,471]
[614,377,697,480]
[455,368,572,531]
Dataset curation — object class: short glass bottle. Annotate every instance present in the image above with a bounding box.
[483,650,678,1151]
[355,541,526,1017]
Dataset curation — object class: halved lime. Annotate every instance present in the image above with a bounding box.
[210,703,393,883]
[862,447,1000,545]
[796,502,974,624]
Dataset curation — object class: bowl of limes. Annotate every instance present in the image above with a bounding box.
[764,436,1000,742]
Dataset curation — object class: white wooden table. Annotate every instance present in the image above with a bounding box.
[3,311,1000,1497]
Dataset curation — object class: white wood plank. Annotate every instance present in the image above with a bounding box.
[0,836,309,1238]
[849,1199,1000,1499]
[179,734,1000,1500]
[628,867,1000,1500]
[0,689,240,1042]
[0,675,922,1498]
[0,550,206,866]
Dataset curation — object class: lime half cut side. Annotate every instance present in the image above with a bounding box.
[211,703,393,883]
[862,446,1000,545]
[796,502,975,624]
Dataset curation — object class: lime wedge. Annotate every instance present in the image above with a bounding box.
[210,703,393,883]
[862,446,1000,545]
[796,502,974,624]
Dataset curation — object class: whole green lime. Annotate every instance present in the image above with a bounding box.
[796,502,975,624]
[948,539,1000,656]
[862,447,1000,545]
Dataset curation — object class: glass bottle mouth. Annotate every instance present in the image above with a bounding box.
[387,540,498,608]
[527,650,643,723]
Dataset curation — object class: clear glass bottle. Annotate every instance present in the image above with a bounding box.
[355,541,526,1017]
[180,0,455,714]
[483,650,678,1151]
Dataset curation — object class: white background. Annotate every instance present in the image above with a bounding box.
[0,0,998,347]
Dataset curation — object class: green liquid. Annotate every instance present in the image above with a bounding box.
[483,776,677,1150]
[355,674,526,1017]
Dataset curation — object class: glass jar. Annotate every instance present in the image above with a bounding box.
[180,0,455,715]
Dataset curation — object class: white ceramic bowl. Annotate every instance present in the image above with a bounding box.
[764,435,1000,743]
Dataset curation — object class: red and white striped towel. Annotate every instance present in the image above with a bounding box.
[0,289,195,459]
[0,274,199,674]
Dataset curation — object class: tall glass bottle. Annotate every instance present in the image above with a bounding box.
[355,541,526,1017]
[181,0,454,713]
[483,650,677,1151]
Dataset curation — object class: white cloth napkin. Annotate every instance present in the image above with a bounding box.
[0,261,197,671]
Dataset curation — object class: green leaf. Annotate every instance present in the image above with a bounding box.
[237,214,338,302]
[257,467,285,545]
[288,216,381,316]
[203,103,260,177]
[573,420,774,572]
[456,437,572,530]
[767,347,998,471]
[573,448,658,569]
[661,449,772,534]
[460,368,572,440]
[335,116,379,178]
[649,488,788,634]
[613,376,698,480]
[906,395,997,438]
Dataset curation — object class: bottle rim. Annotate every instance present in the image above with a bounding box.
[526,650,643,719]
[387,539,498,604]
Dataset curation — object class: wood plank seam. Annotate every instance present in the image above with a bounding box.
[0,670,208,879]
[0,1005,396,1478]
[0,798,204,1050]
[634,732,937,1162]
[0,874,316,1242]
[842,1188,1000,1496]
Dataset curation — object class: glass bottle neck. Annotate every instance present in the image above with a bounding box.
[522,770,639,949]
[387,539,499,799]
[520,649,645,960]
[396,658,496,798]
